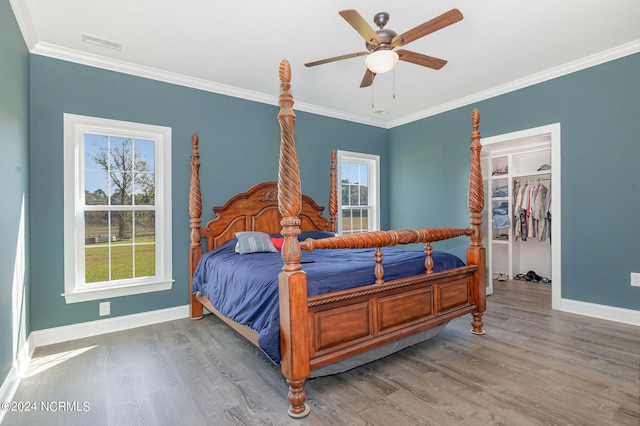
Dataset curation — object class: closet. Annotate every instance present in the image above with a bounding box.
[484,137,552,285]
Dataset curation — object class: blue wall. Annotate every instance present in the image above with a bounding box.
[389,53,640,310]
[7,2,640,337]
[0,0,30,381]
[28,56,388,330]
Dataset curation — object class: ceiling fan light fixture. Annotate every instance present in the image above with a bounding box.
[365,50,399,74]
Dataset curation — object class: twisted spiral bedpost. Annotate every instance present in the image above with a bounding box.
[189,133,202,245]
[329,150,338,233]
[277,59,302,272]
[468,108,484,247]
[467,108,486,335]
[189,132,204,319]
[276,59,310,419]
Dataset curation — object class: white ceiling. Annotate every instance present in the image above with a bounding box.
[11,0,640,128]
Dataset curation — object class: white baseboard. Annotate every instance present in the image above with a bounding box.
[560,298,640,326]
[1,299,634,425]
[30,304,190,348]
[1,305,189,423]
[0,335,35,425]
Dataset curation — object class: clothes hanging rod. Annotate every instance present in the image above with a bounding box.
[513,176,551,183]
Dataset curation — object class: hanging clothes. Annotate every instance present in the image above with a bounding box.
[513,179,551,242]
[533,184,549,241]
[513,182,525,240]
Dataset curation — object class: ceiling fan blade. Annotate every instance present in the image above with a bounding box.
[397,50,448,70]
[360,69,376,88]
[305,51,369,67]
[339,9,381,46]
[392,8,463,47]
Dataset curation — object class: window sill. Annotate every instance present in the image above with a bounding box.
[62,279,174,304]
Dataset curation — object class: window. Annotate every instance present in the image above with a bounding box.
[63,114,173,303]
[336,150,380,235]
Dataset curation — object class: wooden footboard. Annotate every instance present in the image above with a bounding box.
[306,266,477,369]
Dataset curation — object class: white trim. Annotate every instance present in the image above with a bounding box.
[336,150,381,234]
[30,305,189,348]
[0,300,633,426]
[0,335,35,424]
[481,123,561,309]
[23,38,640,129]
[8,0,38,50]
[0,305,188,421]
[63,114,173,303]
[387,40,640,128]
[559,298,640,327]
[61,279,174,303]
[30,42,388,129]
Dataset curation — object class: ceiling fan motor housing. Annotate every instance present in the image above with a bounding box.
[366,28,397,51]
[366,12,396,51]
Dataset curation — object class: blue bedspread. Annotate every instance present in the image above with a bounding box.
[191,231,465,363]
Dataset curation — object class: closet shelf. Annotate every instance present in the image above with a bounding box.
[485,142,552,282]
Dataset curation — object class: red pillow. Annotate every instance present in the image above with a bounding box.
[270,237,284,250]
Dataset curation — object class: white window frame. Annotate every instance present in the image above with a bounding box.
[336,150,380,235]
[63,114,173,303]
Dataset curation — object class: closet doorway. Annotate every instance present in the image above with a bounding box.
[481,123,561,309]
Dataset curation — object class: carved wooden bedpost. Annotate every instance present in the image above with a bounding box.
[189,132,204,319]
[467,108,486,335]
[276,59,311,418]
[329,150,338,233]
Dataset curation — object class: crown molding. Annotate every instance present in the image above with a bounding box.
[9,0,38,50]
[29,42,389,128]
[388,39,640,128]
[25,35,640,130]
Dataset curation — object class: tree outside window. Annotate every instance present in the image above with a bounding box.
[63,114,172,303]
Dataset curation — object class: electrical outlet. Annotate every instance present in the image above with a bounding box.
[99,301,110,316]
[631,273,640,287]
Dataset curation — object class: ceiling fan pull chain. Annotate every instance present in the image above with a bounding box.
[393,67,396,99]
[371,84,375,108]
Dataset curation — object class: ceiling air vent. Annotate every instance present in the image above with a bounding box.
[81,34,122,50]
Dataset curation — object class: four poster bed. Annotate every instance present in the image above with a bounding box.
[188,59,486,418]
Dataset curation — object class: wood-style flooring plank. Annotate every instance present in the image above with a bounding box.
[4,280,639,425]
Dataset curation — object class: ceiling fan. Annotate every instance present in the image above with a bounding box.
[305,9,464,88]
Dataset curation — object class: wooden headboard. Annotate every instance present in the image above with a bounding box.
[201,181,333,251]
[188,133,337,253]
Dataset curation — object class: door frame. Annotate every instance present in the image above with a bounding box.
[481,123,561,309]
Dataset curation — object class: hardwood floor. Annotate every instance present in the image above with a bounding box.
[5,280,639,425]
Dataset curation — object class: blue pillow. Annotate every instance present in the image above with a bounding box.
[234,232,278,254]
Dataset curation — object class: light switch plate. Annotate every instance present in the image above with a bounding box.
[631,273,640,287]
[99,301,110,316]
